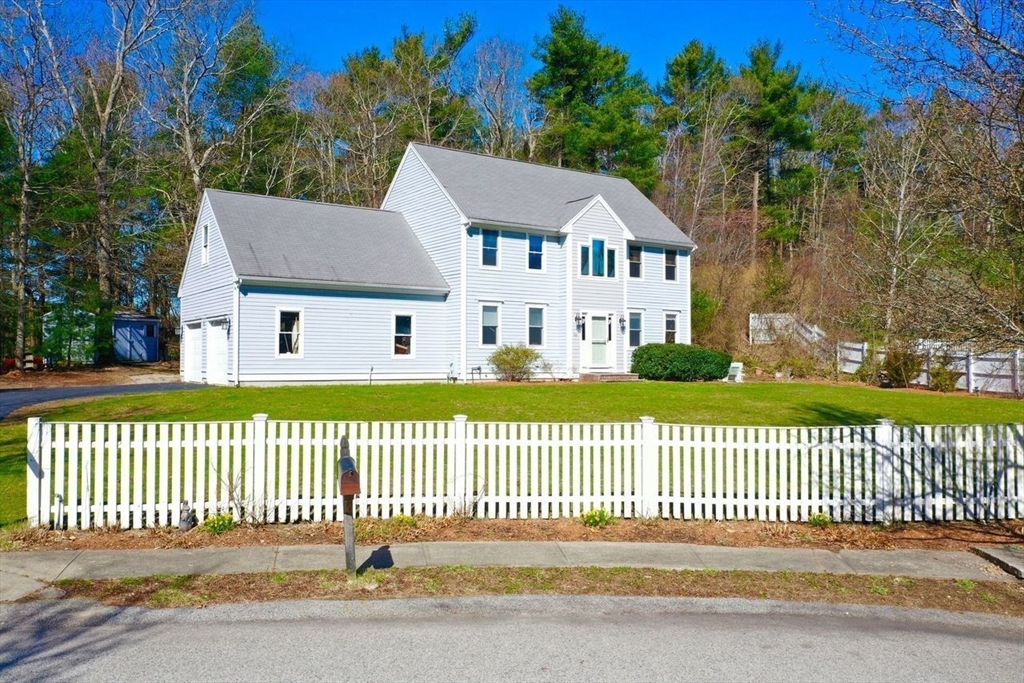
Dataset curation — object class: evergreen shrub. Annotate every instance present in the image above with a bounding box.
[630,343,732,382]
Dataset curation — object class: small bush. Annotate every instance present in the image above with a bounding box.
[488,344,541,382]
[928,355,962,393]
[884,343,923,388]
[808,512,832,528]
[581,507,614,528]
[201,512,236,534]
[630,343,732,382]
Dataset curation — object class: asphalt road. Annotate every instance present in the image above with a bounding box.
[0,383,207,420]
[1,596,1021,682]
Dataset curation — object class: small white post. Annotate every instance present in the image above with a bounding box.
[1013,349,1021,396]
[452,415,468,514]
[252,414,268,518]
[26,417,42,527]
[638,417,658,517]
[965,351,974,392]
[874,419,895,524]
[861,342,869,371]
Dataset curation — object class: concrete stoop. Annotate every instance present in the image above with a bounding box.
[578,373,640,383]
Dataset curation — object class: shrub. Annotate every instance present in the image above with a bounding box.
[630,343,732,382]
[488,344,541,382]
[201,512,236,534]
[808,512,832,528]
[928,355,962,393]
[884,343,923,388]
[580,507,614,528]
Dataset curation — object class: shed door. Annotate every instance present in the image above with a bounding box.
[184,324,203,382]
[206,321,229,386]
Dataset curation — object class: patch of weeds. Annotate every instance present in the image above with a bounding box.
[201,512,236,535]
[955,578,976,592]
[869,579,890,596]
[150,588,204,608]
[780,570,793,581]
[423,578,443,593]
[580,507,614,529]
[981,592,996,604]
[119,577,146,587]
[270,572,288,584]
[702,568,719,577]
[808,513,832,528]
[634,515,662,528]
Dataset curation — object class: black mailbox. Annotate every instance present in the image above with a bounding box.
[338,435,361,496]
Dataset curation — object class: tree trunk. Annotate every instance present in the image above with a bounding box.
[94,156,114,300]
[14,172,30,370]
[751,170,759,264]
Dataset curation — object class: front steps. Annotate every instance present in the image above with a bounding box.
[578,372,640,383]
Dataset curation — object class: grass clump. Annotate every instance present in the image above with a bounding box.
[580,507,615,529]
[808,513,832,528]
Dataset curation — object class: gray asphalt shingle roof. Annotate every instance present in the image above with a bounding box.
[412,143,696,249]
[205,189,449,292]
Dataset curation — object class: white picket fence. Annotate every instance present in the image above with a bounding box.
[25,415,1024,530]
[837,341,1023,395]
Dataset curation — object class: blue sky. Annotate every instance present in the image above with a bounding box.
[256,0,881,90]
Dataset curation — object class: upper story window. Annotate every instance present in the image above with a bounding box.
[278,309,302,357]
[665,249,677,281]
[528,234,544,271]
[201,224,209,265]
[393,314,413,357]
[481,229,499,268]
[580,238,617,278]
[628,245,642,278]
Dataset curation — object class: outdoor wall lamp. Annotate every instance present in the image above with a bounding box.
[618,314,626,328]
[574,313,584,326]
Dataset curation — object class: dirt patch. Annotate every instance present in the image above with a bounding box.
[43,568,1024,616]
[4,517,1022,553]
[0,363,178,389]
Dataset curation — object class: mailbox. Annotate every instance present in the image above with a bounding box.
[337,435,361,496]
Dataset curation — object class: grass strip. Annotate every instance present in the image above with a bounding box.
[46,567,1024,616]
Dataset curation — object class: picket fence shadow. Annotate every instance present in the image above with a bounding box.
[25,415,1024,530]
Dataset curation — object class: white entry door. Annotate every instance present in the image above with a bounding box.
[184,323,203,382]
[581,312,615,371]
[206,321,229,385]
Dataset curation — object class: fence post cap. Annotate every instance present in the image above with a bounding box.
[876,418,895,426]
[253,414,269,421]
[639,416,656,424]
[453,414,468,422]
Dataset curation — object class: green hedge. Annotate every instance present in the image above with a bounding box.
[630,343,732,382]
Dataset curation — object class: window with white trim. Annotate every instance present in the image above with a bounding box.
[528,306,544,346]
[481,229,499,267]
[481,304,499,345]
[629,312,642,347]
[393,314,413,356]
[201,224,209,265]
[628,245,642,278]
[580,239,616,278]
[528,234,544,271]
[277,310,302,356]
[665,249,677,281]
[664,312,678,344]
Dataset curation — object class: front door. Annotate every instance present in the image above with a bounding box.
[581,312,615,371]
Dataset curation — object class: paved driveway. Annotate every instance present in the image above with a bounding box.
[0,383,209,420]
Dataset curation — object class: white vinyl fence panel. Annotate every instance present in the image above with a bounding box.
[26,416,1024,530]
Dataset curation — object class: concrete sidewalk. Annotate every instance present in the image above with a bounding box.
[1,541,1015,602]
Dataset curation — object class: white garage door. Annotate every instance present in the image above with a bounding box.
[183,323,203,383]
[206,321,229,386]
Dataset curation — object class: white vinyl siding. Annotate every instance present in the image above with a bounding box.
[237,286,447,383]
[626,246,691,346]
[382,148,462,378]
[572,200,627,372]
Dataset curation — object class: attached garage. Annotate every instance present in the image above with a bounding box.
[206,320,229,385]
[183,323,203,383]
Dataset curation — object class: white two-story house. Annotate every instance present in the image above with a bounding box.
[178,143,695,385]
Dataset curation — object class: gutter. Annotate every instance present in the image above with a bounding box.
[236,275,449,297]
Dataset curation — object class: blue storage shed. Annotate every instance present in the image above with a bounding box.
[113,311,160,363]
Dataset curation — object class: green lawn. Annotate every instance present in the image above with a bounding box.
[2,381,1021,526]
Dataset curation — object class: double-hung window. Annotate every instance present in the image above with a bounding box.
[278,310,302,356]
[629,312,642,347]
[527,306,544,347]
[393,314,413,356]
[481,229,499,267]
[580,238,617,278]
[481,304,499,346]
[528,235,544,271]
[628,245,642,278]
[664,313,678,344]
[665,249,677,281]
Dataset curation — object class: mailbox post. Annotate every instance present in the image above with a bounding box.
[337,436,360,575]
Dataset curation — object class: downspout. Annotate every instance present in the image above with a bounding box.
[233,281,240,386]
